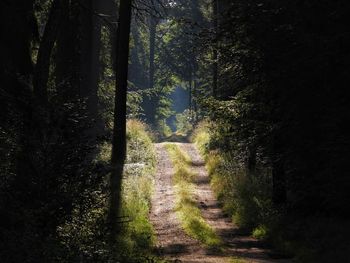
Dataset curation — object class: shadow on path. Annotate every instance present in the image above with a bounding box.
[151,143,293,263]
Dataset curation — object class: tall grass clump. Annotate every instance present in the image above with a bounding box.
[165,144,222,249]
[192,121,273,232]
[116,120,157,259]
[57,119,162,263]
[191,120,210,155]
[192,120,350,261]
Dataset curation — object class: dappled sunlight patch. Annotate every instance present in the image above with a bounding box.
[119,120,158,254]
[56,119,159,262]
[176,203,222,249]
[174,166,196,182]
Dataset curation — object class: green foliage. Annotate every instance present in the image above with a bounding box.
[118,120,157,258]
[99,26,148,125]
[229,257,248,263]
[127,90,144,119]
[2,0,349,262]
[57,120,159,263]
[252,225,268,240]
[268,217,350,263]
[175,109,193,136]
[156,119,173,139]
[165,143,222,249]
[193,120,350,261]
[126,120,155,165]
[98,25,116,128]
[192,121,273,229]
[148,1,207,130]
[191,120,211,154]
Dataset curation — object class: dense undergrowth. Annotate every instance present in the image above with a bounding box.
[58,120,162,263]
[165,144,222,249]
[193,121,274,230]
[192,121,350,263]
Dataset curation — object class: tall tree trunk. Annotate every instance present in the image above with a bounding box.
[147,15,158,125]
[80,0,103,133]
[149,17,156,92]
[272,157,287,205]
[272,134,287,205]
[246,146,257,177]
[109,0,132,242]
[104,0,118,75]
[212,0,218,98]
[189,75,193,115]
[55,0,80,99]
[193,77,198,123]
[33,0,62,104]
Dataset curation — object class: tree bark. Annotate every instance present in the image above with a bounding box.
[272,158,287,205]
[247,146,257,177]
[79,0,104,125]
[109,0,132,242]
[147,15,158,125]
[189,69,193,114]
[212,0,218,98]
[193,77,198,123]
[33,0,62,103]
[55,0,80,99]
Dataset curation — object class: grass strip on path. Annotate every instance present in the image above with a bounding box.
[165,143,222,249]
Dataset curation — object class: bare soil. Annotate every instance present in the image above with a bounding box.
[150,143,293,263]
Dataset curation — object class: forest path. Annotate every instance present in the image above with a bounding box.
[150,142,292,263]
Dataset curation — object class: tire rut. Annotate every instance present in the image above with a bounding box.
[150,143,293,263]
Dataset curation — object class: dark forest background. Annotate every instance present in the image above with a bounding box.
[1,0,350,262]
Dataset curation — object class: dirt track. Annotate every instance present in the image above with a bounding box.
[150,143,292,263]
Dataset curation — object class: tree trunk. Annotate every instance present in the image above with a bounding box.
[105,0,118,74]
[149,17,157,93]
[212,0,218,98]
[193,78,198,123]
[33,0,62,104]
[189,69,193,115]
[247,146,257,177]
[147,15,158,125]
[79,0,104,134]
[109,0,132,242]
[55,0,80,99]
[272,156,287,205]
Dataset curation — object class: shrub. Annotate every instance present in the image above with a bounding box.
[175,109,193,136]
[156,119,172,140]
[192,121,273,231]
[191,120,210,155]
[57,119,159,263]
[192,120,350,262]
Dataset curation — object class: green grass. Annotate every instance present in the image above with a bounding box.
[63,119,164,263]
[191,120,210,155]
[229,257,248,263]
[252,225,268,240]
[192,121,350,262]
[165,143,222,249]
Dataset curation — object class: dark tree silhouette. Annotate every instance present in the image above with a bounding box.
[109,0,132,241]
